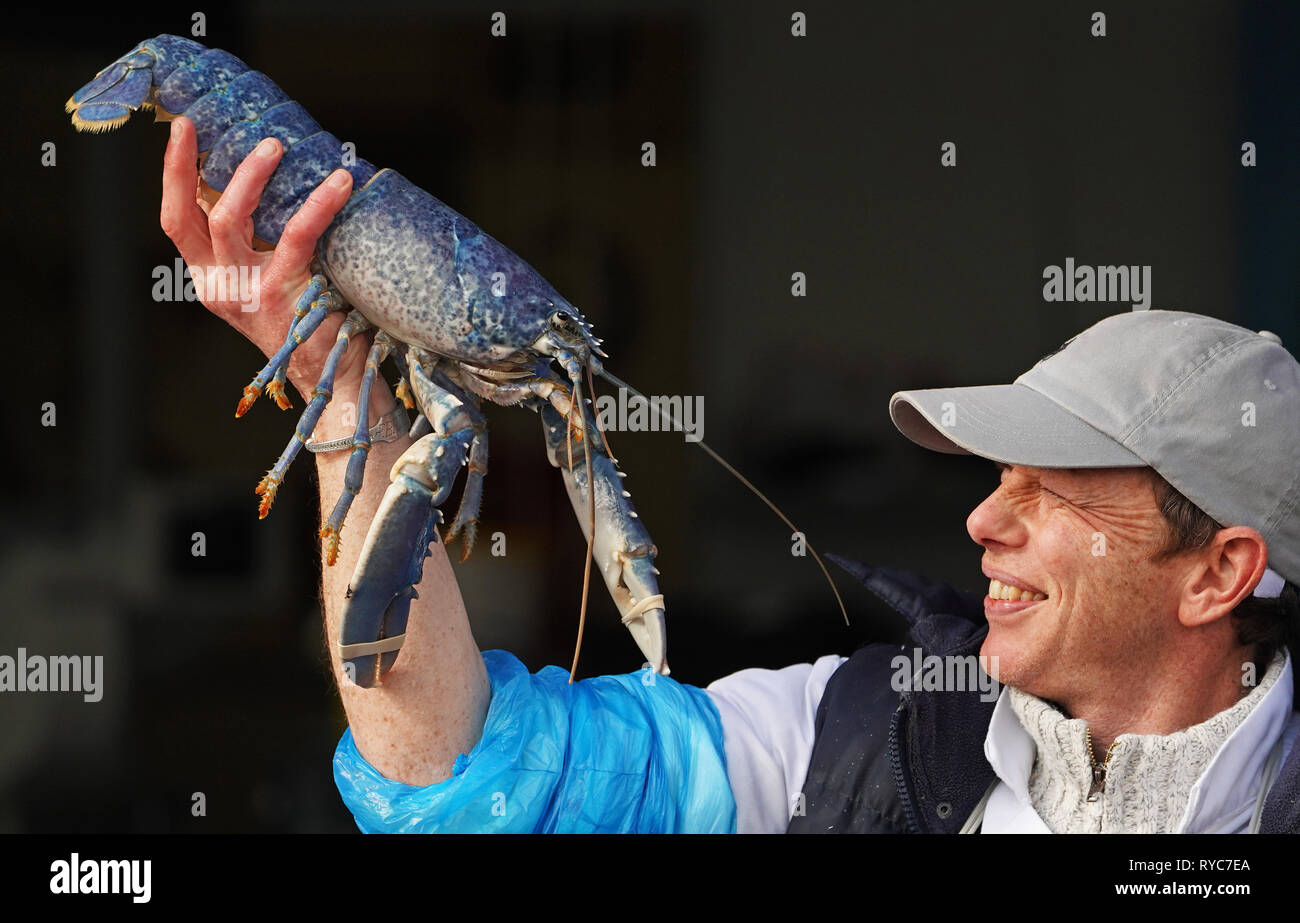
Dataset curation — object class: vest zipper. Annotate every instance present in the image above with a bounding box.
[1084,727,1118,803]
[889,698,923,832]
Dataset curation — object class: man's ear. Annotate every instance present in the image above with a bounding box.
[1177,527,1269,628]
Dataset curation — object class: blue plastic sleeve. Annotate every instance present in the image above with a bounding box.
[333,649,737,833]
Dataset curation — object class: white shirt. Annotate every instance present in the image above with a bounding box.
[705,655,846,833]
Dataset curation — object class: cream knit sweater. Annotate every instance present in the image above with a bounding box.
[1007,651,1286,833]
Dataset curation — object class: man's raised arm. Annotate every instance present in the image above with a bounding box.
[159,116,489,787]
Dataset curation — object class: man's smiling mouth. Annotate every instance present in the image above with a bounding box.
[981,565,1049,602]
[988,578,1047,602]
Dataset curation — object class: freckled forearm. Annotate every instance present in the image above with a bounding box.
[313,374,491,785]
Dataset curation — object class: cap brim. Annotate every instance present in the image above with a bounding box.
[889,384,1146,468]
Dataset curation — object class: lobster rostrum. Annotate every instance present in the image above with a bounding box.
[67,34,668,686]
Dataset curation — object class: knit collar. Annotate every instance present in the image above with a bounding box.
[983,650,1293,833]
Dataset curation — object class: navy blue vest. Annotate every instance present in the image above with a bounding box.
[786,556,1300,833]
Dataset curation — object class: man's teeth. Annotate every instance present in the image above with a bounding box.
[988,578,1047,602]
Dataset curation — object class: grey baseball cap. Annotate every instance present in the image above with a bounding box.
[889,310,1300,586]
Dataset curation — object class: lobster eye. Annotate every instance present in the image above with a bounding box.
[550,311,582,337]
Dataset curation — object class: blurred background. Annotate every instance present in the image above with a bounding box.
[2,0,1296,831]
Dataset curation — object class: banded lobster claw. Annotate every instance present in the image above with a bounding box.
[337,366,481,688]
[336,436,456,688]
[540,402,668,677]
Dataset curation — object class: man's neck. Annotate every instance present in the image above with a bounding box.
[1052,647,1261,752]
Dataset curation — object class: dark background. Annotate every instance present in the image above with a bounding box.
[2,1,1296,832]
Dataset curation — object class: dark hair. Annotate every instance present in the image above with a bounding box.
[1150,472,1300,668]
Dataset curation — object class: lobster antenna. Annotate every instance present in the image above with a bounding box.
[587,361,617,463]
[595,368,849,626]
[566,378,598,682]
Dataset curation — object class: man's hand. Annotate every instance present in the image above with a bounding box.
[160,115,362,402]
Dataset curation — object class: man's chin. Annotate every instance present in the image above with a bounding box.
[979,630,1031,690]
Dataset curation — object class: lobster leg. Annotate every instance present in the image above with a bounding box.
[420,366,489,562]
[338,364,485,687]
[236,277,343,415]
[268,363,292,410]
[443,425,488,561]
[256,310,370,517]
[320,332,396,565]
[389,348,418,413]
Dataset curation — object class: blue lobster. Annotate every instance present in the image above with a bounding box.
[66,34,667,687]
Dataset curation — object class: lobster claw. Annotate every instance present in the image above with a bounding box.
[609,540,669,677]
[338,471,442,687]
[339,420,474,687]
[541,404,669,675]
[335,478,436,686]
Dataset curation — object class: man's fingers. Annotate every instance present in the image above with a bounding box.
[209,136,283,267]
[271,169,353,278]
[160,117,212,266]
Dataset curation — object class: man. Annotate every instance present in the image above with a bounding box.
[161,117,1300,833]
[794,319,1300,833]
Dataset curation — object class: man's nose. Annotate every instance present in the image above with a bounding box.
[966,485,1027,550]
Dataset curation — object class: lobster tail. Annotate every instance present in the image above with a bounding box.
[65,35,208,132]
[67,34,379,245]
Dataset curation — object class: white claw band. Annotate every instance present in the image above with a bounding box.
[339,634,407,659]
[621,595,665,625]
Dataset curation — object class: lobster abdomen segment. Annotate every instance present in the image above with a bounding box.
[182,71,290,150]
[156,48,249,114]
[201,102,323,196]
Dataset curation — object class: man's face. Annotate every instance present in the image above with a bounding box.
[967,464,1183,701]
